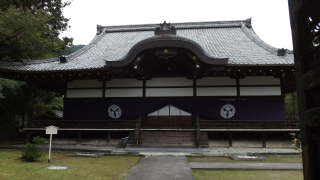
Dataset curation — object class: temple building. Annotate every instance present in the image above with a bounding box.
[0,19,298,149]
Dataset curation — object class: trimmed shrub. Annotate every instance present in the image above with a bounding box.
[22,136,46,161]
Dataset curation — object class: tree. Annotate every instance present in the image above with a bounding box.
[0,1,68,140]
[0,78,63,140]
[0,0,73,61]
[0,78,28,140]
[0,0,72,38]
[285,91,299,121]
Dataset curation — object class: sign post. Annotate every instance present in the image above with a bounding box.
[45,125,59,163]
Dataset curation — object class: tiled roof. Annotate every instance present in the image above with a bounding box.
[0,19,294,72]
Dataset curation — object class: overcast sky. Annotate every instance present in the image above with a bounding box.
[61,0,293,50]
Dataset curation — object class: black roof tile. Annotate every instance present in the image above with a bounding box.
[0,19,294,72]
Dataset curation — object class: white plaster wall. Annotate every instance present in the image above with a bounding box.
[105,79,142,87]
[197,77,236,86]
[240,86,281,96]
[66,89,102,98]
[146,88,193,97]
[105,89,142,97]
[146,78,192,87]
[197,87,237,96]
[67,79,102,88]
[240,76,280,85]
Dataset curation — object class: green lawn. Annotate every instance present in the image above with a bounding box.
[0,150,141,180]
[187,156,302,163]
[193,170,303,180]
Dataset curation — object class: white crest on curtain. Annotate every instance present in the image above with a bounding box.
[220,103,235,119]
[108,104,122,119]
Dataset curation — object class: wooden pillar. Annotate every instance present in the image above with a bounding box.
[102,80,106,99]
[107,132,111,145]
[262,133,266,149]
[143,79,146,98]
[77,132,82,146]
[229,132,233,149]
[193,78,196,98]
[292,92,296,121]
[236,78,240,99]
[64,81,68,99]
[280,76,285,97]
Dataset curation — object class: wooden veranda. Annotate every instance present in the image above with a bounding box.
[24,116,300,149]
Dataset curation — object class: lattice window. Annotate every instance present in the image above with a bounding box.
[306,1,320,63]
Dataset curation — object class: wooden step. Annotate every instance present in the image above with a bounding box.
[126,131,209,149]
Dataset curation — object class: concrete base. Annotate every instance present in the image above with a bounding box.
[209,139,294,149]
[125,147,210,152]
[48,138,121,146]
[44,137,294,149]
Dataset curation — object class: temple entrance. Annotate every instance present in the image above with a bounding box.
[142,105,194,128]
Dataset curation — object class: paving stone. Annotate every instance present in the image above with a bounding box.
[160,174,175,180]
[126,156,195,180]
[144,175,161,180]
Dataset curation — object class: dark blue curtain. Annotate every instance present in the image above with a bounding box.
[63,99,168,120]
[171,99,285,121]
[63,99,285,121]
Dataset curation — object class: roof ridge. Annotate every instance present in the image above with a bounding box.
[105,23,243,33]
[240,22,293,54]
[101,19,248,31]
[66,28,108,62]
[240,23,279,54]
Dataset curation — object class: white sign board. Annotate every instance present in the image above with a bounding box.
[46,125,59,135]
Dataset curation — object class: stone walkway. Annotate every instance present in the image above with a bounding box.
[190,162,303,170]
[126,156,194,180]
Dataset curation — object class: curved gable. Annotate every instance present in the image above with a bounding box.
[106,34,228,67]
